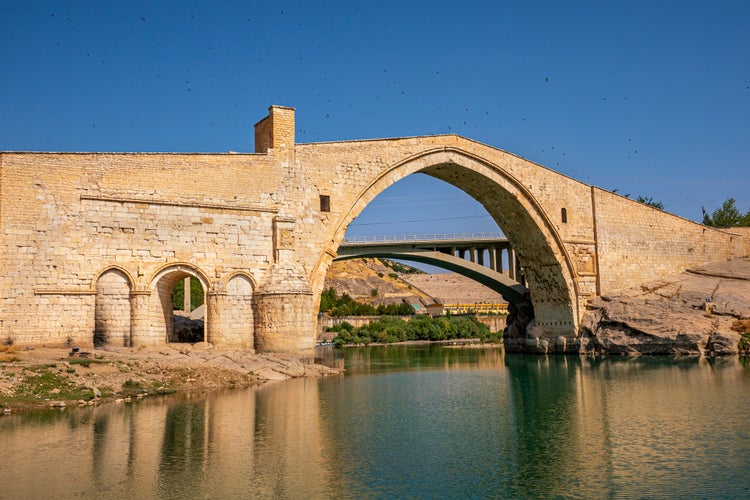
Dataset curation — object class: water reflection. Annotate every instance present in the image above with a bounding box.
[1,351,749,498]
[503,355,750,498]
[504,355,605,497]
[344,343,505,375]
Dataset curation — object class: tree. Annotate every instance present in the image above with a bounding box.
[635,195,664,210]
[319,287,338,312]
[172,277,204,311]
[702,198,750,227]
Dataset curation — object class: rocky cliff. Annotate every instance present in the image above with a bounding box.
[579,258,750,356]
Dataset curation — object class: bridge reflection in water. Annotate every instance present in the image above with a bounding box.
[2,351,748,498]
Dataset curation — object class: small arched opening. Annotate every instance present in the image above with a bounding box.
[94,268,132,348]
[223,273,255,348]
[152,266,208,344]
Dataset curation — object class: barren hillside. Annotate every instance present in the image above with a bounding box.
[401,273,507,304]
[324,258,507,307]
[323,258,432,307]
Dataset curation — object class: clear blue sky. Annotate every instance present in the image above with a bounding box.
[2,1,748,237]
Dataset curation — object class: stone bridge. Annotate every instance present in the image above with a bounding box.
[0,105,747,355]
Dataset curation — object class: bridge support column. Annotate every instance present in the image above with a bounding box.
[206,279,255,349]
[204,292,226,347]
[508,250,516,280]
[488,247,497,271]
[130,290,158,347]
[254,265,315,357]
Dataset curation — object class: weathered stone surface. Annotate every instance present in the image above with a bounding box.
[579,258,750,356]
[0,106,747,354]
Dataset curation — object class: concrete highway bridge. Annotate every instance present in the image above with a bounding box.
[336,233,528,302]
[1,105,747,354]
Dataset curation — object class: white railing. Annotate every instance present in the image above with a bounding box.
[343,232,505,243]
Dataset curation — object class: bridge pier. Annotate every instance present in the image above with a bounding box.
[204,292,223,345]
[253,265,316,357]
[129,291,157,347]
[254,291,315,356]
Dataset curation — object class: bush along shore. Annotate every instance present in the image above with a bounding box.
[326,315,502,347]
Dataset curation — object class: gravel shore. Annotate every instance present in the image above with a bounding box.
[0,343,342,413]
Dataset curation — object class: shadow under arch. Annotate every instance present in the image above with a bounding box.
[317,147,579,336]
[150,263,211,344]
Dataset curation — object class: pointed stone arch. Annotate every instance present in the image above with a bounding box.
[313,147,579,337]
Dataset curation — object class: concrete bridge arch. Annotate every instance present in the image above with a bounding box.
[333,248,528,303]
[318,148,580,336]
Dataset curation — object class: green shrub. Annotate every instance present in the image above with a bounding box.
[320,287,414,316]
[172,276,204,311]
[332,315,495,347]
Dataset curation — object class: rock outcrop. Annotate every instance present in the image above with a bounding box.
[579,258,750,356]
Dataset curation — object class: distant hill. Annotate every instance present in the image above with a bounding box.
[323,258,432,309]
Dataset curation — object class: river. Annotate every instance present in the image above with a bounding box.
[2,345,749,499]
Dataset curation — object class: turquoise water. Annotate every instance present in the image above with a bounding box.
[2,346,749,499]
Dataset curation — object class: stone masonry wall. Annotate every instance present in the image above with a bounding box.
[593,188,746,294]
[0,149,283,347]
[0,106,745,352]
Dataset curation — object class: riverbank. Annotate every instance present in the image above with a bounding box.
[580,257,750,356]
[0,343,342,414]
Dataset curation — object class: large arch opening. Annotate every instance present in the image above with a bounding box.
[94,268,132,348]
[315,148,578,340]
[152,266,208,344]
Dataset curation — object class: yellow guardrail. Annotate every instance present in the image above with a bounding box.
[442,303,508,315]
